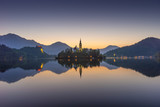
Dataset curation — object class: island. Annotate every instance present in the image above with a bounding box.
[56,39,103,60]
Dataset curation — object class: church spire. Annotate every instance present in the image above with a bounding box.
[79,38,82,51]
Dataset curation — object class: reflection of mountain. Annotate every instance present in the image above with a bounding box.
[1,59,102,83]
[105,59,160,77]
[0,33,70,55]
[42,61,69,74]
[1,58,160,83]
[100,61,119,70]
[0,60,48,83]
[0,68,39,83]
[0,60,69,83]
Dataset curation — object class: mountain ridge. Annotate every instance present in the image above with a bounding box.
[0,33,71,55]
[100,45,119,54]
[105,37,160,57]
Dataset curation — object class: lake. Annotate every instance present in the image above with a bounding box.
[0,59,160,107]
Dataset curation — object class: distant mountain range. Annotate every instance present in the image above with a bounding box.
[1,33,159,56]
[0,33,70,55]
[105,37,160,57]
[100,45,119,54]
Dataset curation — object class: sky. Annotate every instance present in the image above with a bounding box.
[0,0,160,49]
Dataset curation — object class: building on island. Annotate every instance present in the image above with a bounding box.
[36,45,44,53]
[79,39,82,52]
[73,39,82,52]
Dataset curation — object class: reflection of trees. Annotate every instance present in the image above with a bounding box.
[58,59,102,69]
[105,59,160,77]
[0,59,49,72]
[58,59,102,77]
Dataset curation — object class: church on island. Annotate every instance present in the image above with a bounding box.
[72,39,82,52]
[57,39,103,60]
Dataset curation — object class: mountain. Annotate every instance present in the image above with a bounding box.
[43,42,70,55]
[105,37,160,57]
[0,33,41,49]
[100,45,119,54]
[0,33,70,55]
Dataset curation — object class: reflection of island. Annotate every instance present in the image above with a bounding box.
[58,59,102,77]
[105,59,160,77]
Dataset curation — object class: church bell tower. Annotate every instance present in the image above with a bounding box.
[79,39,82,52]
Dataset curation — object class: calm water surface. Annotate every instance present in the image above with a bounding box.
[0,59,160,107]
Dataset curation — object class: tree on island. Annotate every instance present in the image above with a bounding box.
[57,48,103,59]
[155,52,160,61]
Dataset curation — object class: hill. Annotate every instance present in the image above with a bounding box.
[0,44,19,60]
[105,37,160,57]
[0,33,70,55]
[0,45,50,60]
[100,45,119,54]
[43,42,70,55]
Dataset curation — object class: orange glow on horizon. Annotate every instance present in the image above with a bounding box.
[1,32,158,49]
[34,37,139,49]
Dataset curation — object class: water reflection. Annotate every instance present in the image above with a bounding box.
[58,59,102,77]
[0,60,47,72]
[0,59,48,83]
[0,58,160,83]
[0,59,69,83]
[1,59,160,107]
[105,59,160,77]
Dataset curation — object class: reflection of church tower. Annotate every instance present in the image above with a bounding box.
[79,39,82,52]
[79,65,82,78]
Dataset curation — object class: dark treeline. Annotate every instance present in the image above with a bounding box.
[58,58,102,69]
[0,44,51,61]
[57,48,103,59]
